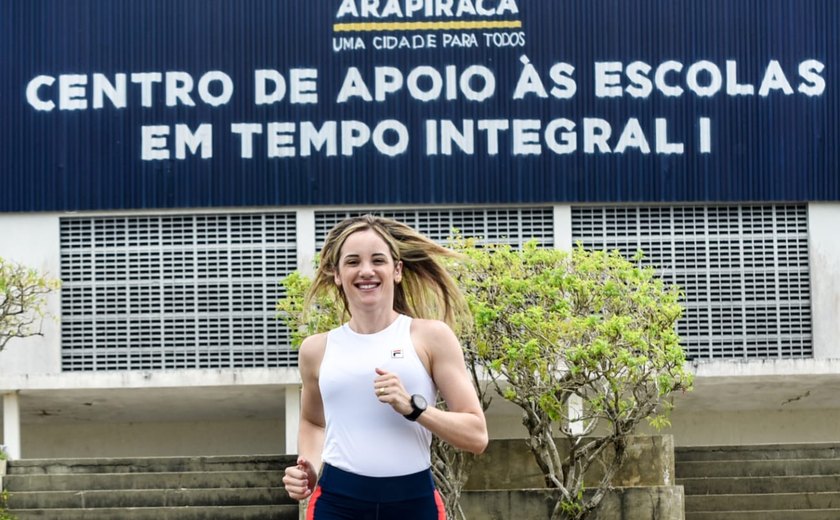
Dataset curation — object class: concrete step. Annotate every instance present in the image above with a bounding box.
[3,455,296,519]
[7,486,294,509]
[7,505,299,520]
[677,458,840,478]
[685,491,840,512]
[676,444,840,462]
[7,455,293,476]
[3,470,283,492]
[677,445,840,519]
[685,510,840,520]
[677,474,840,495]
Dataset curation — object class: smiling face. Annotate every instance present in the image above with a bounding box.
[333,228,403,313]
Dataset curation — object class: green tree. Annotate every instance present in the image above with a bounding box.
[0,489,15,520]
[0,258,60,353]
[446,239,693,520]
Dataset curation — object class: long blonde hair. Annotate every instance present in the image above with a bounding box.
[306,215,469,329]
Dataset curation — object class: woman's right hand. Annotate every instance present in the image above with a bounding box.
[283,457,318,501]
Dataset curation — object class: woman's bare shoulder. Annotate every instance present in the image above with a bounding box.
[300,331,329,349]
[410,318,459,353]
[410,317,453,335]
[299,332,329,367]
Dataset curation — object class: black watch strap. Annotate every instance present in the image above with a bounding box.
[404,394,427,422]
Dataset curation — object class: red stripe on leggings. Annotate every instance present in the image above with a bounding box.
[434,490,446,520]
[306,487,323,520]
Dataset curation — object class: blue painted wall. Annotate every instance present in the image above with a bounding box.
[2,0,837,211]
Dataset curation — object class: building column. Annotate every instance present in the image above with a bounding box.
[3,392,21,459]
[568,394,584,435]
[285,385,301,455]
[808,203,840,359]
[296,209,317,277]
[554,205,573,251]
[555,205,581,433]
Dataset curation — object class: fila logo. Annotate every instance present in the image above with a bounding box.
[391,348,404,359]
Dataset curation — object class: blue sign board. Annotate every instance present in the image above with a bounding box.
[2,0,838,211]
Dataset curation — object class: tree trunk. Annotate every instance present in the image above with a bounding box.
[432,437,475,520]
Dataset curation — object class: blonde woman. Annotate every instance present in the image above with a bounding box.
[283,215,487,519]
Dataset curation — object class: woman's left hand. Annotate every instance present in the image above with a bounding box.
[373,368,412,416]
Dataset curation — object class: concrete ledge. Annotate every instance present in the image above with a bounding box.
[5,505,297,519]
[7,487,292,509]
[7,455,294,475]
[0,368,301,392]
[689,358,840,378]
[465,435,675,490]
[677,443,840,461]
[461,486,685,520]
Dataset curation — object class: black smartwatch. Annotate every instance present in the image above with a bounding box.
[404,394,428,421]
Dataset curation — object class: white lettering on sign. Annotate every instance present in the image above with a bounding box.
[589,59,825,99]
[424,118,709,156]
[24,56,824,162]
[26,71,235,111]
[336,65,495,102]
[336,0,520,19]
[227,120,409,159]
[254,69,319,105]
[141,124,213,160]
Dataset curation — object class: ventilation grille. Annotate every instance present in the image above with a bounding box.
[60,213,298,371]
[315,208,555,249]
[572,205,812,360]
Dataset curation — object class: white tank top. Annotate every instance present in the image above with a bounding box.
[319,314,436,477]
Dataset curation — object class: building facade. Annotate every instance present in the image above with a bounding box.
[2,0,839,459]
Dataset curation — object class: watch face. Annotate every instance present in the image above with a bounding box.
[413,394,427,410]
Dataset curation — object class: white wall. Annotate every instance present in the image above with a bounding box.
[7,419,284,458]
[0,214,62,375]
[487,401,840,447]
[809,203,840,360]
[643,408,840,446]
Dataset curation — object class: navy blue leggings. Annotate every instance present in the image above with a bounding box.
[307,464,445,520]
